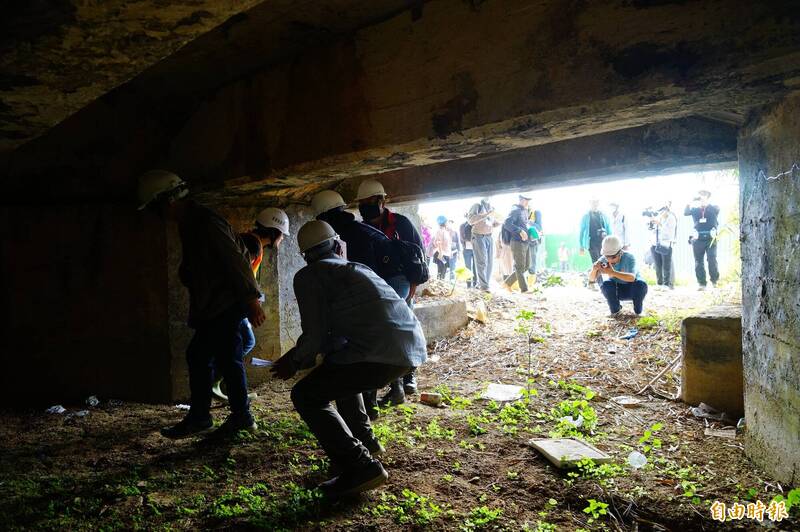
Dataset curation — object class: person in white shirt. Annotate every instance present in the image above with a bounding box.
[609,202,629,250]
[648,203,678,289]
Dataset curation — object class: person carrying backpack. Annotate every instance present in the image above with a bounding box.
[459,218,475,288]
[501,195,532,293]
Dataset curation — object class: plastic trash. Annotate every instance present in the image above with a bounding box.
[559,415,584,428]
[627,451,648,469]
[420,392,443,406]
[250,358,273,367]
[481,383,524,402]
[175,404,191,411]
[689,402,736,425]
[736,417,746,434]
[620,328,639,340]
[46,405,66,415]
[86,395,100,407]
[612,395,643,408]
[66,410,89,419]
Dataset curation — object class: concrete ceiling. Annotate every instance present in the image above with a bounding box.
[3,0,800,206]
[0,0,415,154]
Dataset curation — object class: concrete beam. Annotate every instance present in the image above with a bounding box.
[291,117,735,206]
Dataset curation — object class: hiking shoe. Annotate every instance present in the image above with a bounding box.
[363,437,385,457]
[207,413,257,439]
[402,373,418,395]
[160,415,213,439]
[319,459,388,498]
[698,285,706,291]
[378,388,405,408]
[608,309,622,318]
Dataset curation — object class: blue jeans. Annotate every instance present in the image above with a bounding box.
[471,234,493,290]
[386,274,410,302]
[187,304,251,419]
[601,280,648,315]
[463,249,475,287]
[241,318,256,356]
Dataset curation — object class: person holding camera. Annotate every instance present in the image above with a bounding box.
[589,235,648,316]
[646,203,678,289]
[684,190,720,290]
[579,199,612,290]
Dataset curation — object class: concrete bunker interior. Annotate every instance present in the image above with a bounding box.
[1,1,799,529]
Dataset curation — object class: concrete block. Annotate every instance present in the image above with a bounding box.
[681,305,743,419]
[413,298,468,344]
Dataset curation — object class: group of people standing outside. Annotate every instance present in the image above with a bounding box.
[580,190,723,316]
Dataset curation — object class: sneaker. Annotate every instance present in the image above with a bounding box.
[363,437,386,457]
[378,388,405,407]
[160,415,213,439]
[207,413,257,439]
[698,285,706,291]
[402,373,418,395]
[319,459,388,497]
[608,309,622,318]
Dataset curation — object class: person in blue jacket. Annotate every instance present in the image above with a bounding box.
[579,199,612,289]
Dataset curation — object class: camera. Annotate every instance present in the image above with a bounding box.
[596,256,609,267]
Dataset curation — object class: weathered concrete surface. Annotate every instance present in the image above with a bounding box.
[738,92,800,485]
[0,204,172,405]
[413,299,468,344]
[680,305,743,419]
[0,0,266,153]
[3,0,799,204]
[337,117,737,205]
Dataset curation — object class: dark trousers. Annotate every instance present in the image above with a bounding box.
[434,255,449,279]
[291,362,411,470]
[504,240,531,292]
[528,241,540,274]
[188,305,250,419]
[463,249,475,287]
[601,279,648,315]
[692,238,719,286]
[651,246,673,287]
[589,244,602,286]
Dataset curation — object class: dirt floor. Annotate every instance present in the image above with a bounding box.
[2,273,798,531]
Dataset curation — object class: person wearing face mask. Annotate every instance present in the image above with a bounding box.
[355,179,425,407]
[589,235,648,317]
[137,170,274,439]
[685,190,720,290]
[270,220,426,498]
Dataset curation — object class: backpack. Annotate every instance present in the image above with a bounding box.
[501,225,512,245]
[460,221,473,243]
[377,239,429,285]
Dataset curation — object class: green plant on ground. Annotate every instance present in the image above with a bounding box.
[566,458,626,488]
[542,274,565,288]
[515,309,539,388]
[583,499,608,523]
[772,488,800,515]
[548,398,598,438]
[462,505,503,530]
[638,422,664,454]
[636,315,659,329]
[557,380,596,400]
[367,489,451,526]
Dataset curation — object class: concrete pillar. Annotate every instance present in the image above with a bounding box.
[738,92,800,484]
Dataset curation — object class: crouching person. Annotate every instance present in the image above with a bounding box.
[589,235,648,316]
[271,221,427,497]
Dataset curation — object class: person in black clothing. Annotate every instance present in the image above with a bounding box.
[684,190,720,290]
[354,179,426,407]
[501,195,532,293]
[137,170,266,439]
[459,219,475,288]
[579,199,612,290]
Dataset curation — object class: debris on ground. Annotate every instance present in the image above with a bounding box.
[250,357,273,367]
[175,404,191,411]
[620,327,639,340]
[481,383,524,402]
[529,438,612,468]
[704,427,737,439]
[419,392,443,406]
[688,402,737,425]
[612,395,644,408]
[86,395,100,407]
[627,450,648,469]
[45,405,66,415]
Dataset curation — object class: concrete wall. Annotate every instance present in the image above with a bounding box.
[0,205,172,405]
[738,92,800,485]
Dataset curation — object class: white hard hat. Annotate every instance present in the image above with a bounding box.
[255,207,289,236]
[355,179,386,201]
[601,235,624,256]
[311,190,346,216]
[297,220,338,253]
[137,169,188,210]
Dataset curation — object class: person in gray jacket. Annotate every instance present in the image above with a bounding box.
[271,220,427,497]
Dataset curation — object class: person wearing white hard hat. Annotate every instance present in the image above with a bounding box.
[271,220,426,498]
[588,235,648,317]
[137,170,265,439]
[212,208,290,402]
[356,179,427,405]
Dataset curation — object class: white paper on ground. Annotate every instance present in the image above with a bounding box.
[529,438,612,468]
[481,383,524,402]
[250,357,274,367]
